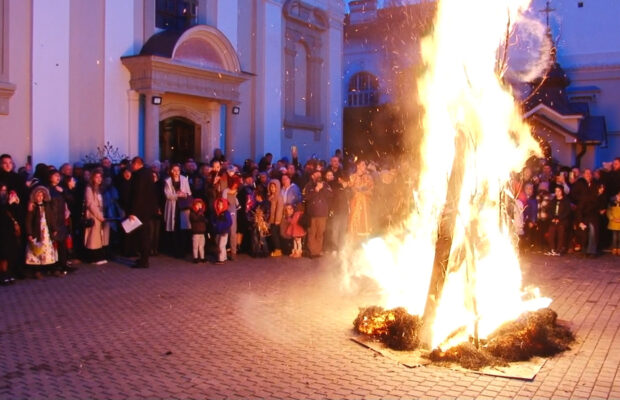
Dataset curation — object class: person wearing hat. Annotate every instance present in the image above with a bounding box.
[24,186,58,278]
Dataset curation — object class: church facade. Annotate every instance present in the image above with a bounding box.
[0,0,345,167]
[343,0,620,169]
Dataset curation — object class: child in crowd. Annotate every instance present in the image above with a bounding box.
[189,198,207,263]
[283,203,306,258]
[211,198,232,264]
[607,191,620,255]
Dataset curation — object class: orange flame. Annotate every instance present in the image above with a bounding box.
[344,0,551,350]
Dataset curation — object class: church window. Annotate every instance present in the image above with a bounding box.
[156,0,198,31]
[347,72,379,107]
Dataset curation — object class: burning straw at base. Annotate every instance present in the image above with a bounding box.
[354,307,574,369]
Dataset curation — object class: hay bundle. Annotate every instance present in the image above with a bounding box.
[353,306,421,350]
[426,308,574,369]
[485,308,574,361]
[428,342,504,370]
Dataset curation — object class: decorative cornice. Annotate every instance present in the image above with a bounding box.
[283,0,329,32]
[0,80,16,115]
[121,55,250,102]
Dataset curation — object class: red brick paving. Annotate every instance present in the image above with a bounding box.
[0,252,619,398]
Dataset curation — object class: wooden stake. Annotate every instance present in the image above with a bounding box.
[420,130,467,348]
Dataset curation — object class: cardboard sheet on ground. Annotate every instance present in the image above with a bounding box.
[350,335,546,380]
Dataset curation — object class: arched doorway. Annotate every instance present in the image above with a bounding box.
[159,117,201,163]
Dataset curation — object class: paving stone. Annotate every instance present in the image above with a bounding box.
[0,253,619,398]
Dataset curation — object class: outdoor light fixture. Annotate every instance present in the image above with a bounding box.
[232,106,240,115]
[152,96,162,105]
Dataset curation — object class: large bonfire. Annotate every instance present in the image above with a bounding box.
[347,0,572,359]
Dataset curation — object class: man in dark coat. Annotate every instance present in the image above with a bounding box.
[304,170,332,258]
[127,157,157,268]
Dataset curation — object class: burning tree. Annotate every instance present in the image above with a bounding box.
[348,0,573,365]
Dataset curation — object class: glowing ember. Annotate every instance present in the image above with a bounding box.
[345,0,553,350]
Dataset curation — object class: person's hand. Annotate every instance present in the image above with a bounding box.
[8,191,19,205]
[129,215,137,221]
[579,222,587,230]
[177,191,187,198]
[28,235,35,243]
[68,178,76,190]
[55,185,64,193]
[316,182,324,191]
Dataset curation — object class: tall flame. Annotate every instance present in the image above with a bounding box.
[344,0,551,350]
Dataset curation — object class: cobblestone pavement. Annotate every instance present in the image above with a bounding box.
[0,250,619,399]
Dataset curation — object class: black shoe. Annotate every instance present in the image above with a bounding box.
[131,262,149,269]
[193,258,199,264]
[200,259,206,263]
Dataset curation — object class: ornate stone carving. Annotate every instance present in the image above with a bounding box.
[283,0,328,32]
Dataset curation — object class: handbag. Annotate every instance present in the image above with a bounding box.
[80,197,95,229]
[177,195,194,210]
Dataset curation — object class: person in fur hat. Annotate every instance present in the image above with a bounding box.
[25,186,58,277]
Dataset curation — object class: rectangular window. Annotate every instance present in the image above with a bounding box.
[156,0,198,30]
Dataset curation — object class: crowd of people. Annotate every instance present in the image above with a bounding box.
[0,147,408,284]
[0,147,619,286]
[513,158,620,258]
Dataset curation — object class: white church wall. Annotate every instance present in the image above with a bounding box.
[68,0,105,163]
[104,0,135,159]
[0,0,32,167]
[32,0,70,167]
[325,3,345,156]
[259,0,284,161]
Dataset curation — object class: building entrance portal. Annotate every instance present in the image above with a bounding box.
[159,117,200,163]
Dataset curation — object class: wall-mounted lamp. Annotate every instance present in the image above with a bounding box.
[232,106,240,115]
[152,96,162,105]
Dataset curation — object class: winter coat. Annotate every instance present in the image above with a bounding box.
[267,179,284,225]
[281,183,302,206]
[84,185,110,250]
[285,211,306,238]
[164,175,192,232]
[211,198,232,235]
[189,209,207,234]
[304,182,332,218]
[608,202,620,231]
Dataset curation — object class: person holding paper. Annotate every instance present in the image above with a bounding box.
[128,157,157,268]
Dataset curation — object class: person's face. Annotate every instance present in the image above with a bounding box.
[287,165,296,176]
[83,171,92,182]
[613,159,620,171]
[131,161,141,172]
[522,168,532,181]
[123,169,131,180]
[616,193,620,203]
[259,174,267,183]
[93,173,103,186]
[325,171,334,182]
[330,157,339,170]
[152,172,159,182]
[35,191,44,203]
[212,161,221,172]
[584,169,592,182]
[1,157,13,173]
[542,165,552,176]
[571,167,580,178]
[170,166,181,179]
[285,205,294,216]
[102,158,112,168]
[269,182,276,193]
[525,184,533,197]
[61,165,73,177]
[554,187,563,199]
[281,175,290,187]
[50,172,61,186]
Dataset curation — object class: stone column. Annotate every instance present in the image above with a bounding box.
[143,91,162,164]
[204,101,221,161]
[225,103,239,161]
[127,90,140,157]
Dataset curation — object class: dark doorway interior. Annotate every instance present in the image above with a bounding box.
[159,117,200,163]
